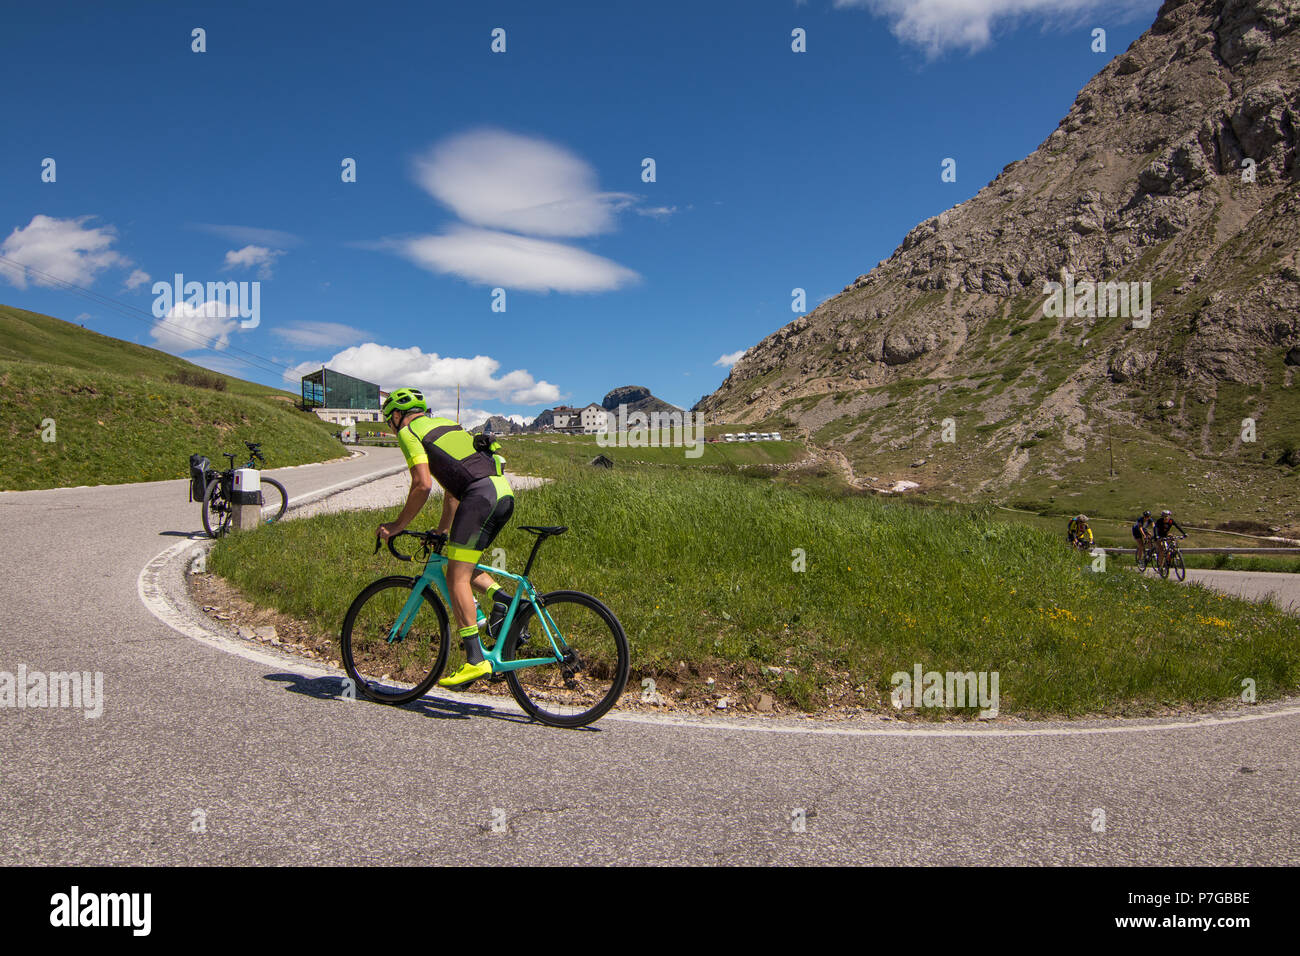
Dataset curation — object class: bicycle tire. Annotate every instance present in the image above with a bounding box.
[1172,552,1186,582]
[202,479,231,538]
[502,590,630,729]
[1158,548,1170,578]
[260,477,288,523]
[1136,545,1148,572]
[340,576,450,705]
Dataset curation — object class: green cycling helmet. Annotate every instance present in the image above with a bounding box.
[382,387,427,419]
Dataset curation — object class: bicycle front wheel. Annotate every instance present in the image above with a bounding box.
[502,590,630,728]
[1172,552,1186,582]
[340,576,450,704]
[260,477,288,523]
[202,480,230,538]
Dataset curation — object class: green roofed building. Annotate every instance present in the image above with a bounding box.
[300,367,384,423]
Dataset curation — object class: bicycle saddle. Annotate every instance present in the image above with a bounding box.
[520,525,567,536]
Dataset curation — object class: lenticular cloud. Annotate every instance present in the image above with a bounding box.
[399,227,639,294]
[402,129,640,293]
[413,129,633,238]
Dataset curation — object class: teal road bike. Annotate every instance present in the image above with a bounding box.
[339,526,630,728]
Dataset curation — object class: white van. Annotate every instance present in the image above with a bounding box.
[724,433,735,442]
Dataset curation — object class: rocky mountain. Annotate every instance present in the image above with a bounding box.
[696,0,1300,525]
[601,385,681,416]
[472,415,524,435]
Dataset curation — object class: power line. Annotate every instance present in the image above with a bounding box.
[0,254,302,384]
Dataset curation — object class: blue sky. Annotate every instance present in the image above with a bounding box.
[0,0,1160,424]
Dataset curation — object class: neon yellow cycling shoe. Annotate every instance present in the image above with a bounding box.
[438,660,494,688]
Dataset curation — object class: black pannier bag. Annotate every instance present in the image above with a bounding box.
[189,454,211,502]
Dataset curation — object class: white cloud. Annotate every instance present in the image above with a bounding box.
[223,245,283,278]
[442,409,536,431]
[455,408,503,430]
[413,128,636,238]
[835,0,1156,55]
[714,350,748,369]
[284,342,561,408]
[0,215,130,289]
[635,206,679,219]
[150,299,242,353]
[123,268,151,291]
[193,223,301,248]
[273,321,369,348]
[398,227,639,293]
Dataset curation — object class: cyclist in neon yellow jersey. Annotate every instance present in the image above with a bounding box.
[376,387,514,688]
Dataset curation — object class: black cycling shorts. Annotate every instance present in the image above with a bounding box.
[447,475,514,564]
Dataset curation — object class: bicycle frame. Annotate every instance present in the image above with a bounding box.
[386,552,568,674]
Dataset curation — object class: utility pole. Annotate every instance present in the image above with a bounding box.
[456,384,460,425]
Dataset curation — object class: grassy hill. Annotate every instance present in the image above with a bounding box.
[0,305,344,490]
[208,465,1300,717]
[0,305,293,398]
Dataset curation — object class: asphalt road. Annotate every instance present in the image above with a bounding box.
[1183,568,1300,613]
[2,450,1298,865]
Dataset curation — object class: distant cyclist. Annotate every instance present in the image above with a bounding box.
[377,387,514,688]
[1152,509,1186,564]
[1067,514,1093,549]
[1131,510,1155,564]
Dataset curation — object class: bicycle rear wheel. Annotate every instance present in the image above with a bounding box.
[260,477,288,523]
[202,480,231,538]
[340,576,450,704]
[502,590,630,728]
